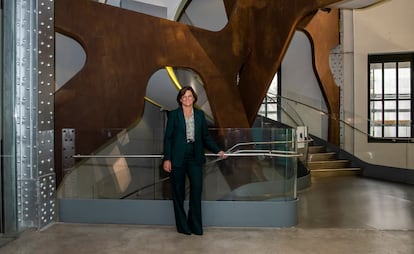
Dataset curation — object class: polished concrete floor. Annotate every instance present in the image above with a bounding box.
[1,175,413,254]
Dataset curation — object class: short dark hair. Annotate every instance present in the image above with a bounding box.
[176,86,198,106]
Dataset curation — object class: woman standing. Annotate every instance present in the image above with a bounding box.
[163,86,225,235]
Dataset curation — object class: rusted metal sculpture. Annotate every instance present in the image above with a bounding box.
[54,0,343,182]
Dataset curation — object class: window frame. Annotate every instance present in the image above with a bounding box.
[259,67,282,121]
[367,52,414,143]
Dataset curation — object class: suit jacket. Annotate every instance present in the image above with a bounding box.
[163,107,220,167]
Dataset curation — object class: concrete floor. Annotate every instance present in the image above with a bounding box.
[1,175,413,254]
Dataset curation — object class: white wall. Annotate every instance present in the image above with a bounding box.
[340,10,356,155]
[348,0,414,169]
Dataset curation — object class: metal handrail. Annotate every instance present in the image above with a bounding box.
[263,94,305,127]
[72,151,302,159]
[275,95,413,142]
[225,140,294,153]
[72,140,303,159]
[73,154,164,159]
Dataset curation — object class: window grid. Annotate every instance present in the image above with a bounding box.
[368,53,414,142]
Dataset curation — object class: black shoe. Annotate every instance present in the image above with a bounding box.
[191,231,203,235]
[178,230,191,235]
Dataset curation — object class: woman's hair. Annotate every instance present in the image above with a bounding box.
[176,86,198,106]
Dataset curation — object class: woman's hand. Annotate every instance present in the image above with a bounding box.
[163,160,172,172]
[218,151,227,159]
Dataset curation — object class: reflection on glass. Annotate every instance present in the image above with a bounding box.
[58,128,298,202]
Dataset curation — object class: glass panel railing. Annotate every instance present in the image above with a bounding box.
[257,95,311,170]
[259,94,325,137]
[260,94,413,170]
[57,127,299,202]
[258,94,304,128]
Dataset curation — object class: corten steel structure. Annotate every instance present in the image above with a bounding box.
[54,0,342,183]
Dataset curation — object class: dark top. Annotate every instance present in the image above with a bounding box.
[163,107,220,167]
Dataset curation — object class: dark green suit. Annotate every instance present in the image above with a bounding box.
[163,107,220,235]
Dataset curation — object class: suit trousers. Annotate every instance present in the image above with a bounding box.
[170,142,204,235]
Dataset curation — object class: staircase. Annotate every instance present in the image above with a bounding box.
[307,145,361,176]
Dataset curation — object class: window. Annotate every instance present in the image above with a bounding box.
[259,70,281,121]
[368,53,414,142]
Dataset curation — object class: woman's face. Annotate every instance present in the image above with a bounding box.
[180,90,195,107]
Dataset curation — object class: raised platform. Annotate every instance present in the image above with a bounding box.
[58,198,298,227]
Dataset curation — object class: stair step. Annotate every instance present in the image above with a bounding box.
[311,168,361,177]
[311,167,361,172]
[308,152,336,162]
[307,160,349,170]
[308,145,325,154]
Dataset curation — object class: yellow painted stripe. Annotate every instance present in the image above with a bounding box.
[165,66,182,91]
[144,96,163,108]
[164,66,214,123]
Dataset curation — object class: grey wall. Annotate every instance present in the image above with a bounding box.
[282,31,329,139]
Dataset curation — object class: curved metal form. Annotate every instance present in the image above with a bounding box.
[54,0,347,183]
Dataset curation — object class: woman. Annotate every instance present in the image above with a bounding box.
[163,86,225,235]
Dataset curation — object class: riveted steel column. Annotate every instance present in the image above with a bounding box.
[14,0,55,229]
[36,0,55,229]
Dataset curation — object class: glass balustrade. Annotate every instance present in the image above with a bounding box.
[57,127,299,202]
[259,94,413,170]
